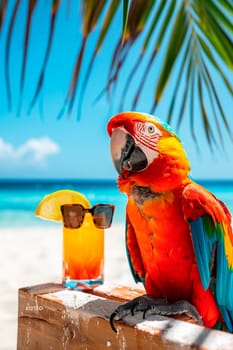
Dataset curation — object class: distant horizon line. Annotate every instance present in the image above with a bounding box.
[0,178,232,184]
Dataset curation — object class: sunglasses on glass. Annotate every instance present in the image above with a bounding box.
[60,204,115,229]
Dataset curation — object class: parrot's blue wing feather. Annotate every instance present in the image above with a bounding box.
[189,216,233,332]
[189,217,216,290]
[216,240,233,332]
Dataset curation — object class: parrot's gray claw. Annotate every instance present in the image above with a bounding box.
[109,295,167,332]
[109,295,203,332]
[144,299,203,325]
[109,311,119,332]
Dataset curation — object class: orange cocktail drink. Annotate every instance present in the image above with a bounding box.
[35,189,114,291]
[62,217,104,289]
[61,202,114,290]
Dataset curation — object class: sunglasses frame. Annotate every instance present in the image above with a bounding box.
[60,203,115,229]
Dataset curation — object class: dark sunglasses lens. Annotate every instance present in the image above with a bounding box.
[61,205,84,228]
[93,205,114,228]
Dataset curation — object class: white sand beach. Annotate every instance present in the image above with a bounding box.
[0,224,140,350]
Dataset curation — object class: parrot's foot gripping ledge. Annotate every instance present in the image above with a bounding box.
[109,294,203,332]
[17,283,233,350]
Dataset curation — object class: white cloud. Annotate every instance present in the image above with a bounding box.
[0,137,60,164]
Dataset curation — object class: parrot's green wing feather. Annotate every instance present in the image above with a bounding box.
[125,218,145,285]
[182,183,233,332]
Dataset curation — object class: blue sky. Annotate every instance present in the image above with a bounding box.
[0,1,232,180]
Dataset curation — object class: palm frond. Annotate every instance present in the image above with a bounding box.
[77,0,121,119]
[207,0,233,35]
[17,0,38,115]
[193,1,233,69]
[0,0,8,30]
[60,0,107,118]
[122,0,129,41]
[102,0,155,102]
[5,0,20,110]
[119,0,169,110]
[152,0,233,148]
[152,2,188,110]
[1,0,233,149]
[28,0,61,115]
[189,59,199,150]
[131,0,176,109]
[174,42,193,131]
[167,38,192,125]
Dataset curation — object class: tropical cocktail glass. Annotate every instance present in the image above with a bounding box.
[61,202,114,289]
[35,190,114,291]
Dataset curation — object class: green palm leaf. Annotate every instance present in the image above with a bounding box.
[17,0,38,116]
[28,0,61,115]
[122,0,129,41]
[58,0,107,119]
[1,0,233,148]
[4,0,20,110]
[77,0,121,118]
[153,2,188,108]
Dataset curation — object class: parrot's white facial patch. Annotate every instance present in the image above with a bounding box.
[133,122,161,166]
[134,122,162,151]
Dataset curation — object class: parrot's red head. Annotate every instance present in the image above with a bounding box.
[107,111,191,192]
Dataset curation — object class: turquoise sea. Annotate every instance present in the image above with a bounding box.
[0,179,232,227]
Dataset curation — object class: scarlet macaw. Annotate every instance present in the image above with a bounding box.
[107,111,233,332]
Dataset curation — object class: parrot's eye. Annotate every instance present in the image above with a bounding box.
[145,123,157,135]
[148,125,155,133]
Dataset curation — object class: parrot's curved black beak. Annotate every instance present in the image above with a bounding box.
[110,128,148,177]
